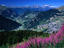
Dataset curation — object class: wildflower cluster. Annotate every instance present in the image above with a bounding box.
[17,25,64,48]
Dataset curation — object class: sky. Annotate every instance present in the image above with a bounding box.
[0,0,64,7]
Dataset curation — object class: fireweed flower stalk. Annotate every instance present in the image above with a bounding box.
[16,25,64,48]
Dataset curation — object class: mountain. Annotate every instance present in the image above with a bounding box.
[0,15,21,31]
[0,5,55,21]
[0,5,18,21]
[13,6,64,33]
[10,5,54,15]
[21,9,61,29]
[9,6,62,31]
[58,6,64,10]
[0,5,64,32]
[10,6,55,23]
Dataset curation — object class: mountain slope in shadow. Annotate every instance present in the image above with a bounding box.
[0,15,21,31]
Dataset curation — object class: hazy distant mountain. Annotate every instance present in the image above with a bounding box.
[10,5,55,15]
[58,6,64,10]
[0,15,21,31]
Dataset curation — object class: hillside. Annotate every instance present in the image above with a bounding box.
[0,15,21,31]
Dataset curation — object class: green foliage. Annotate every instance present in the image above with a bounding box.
[26,40,64,48]
[55,40,64,48]
[0,45,8,48]
[0,30,49,46]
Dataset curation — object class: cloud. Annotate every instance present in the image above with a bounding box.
[43,5,49,6]
[50,6,55,8]
[42,4,55,8]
